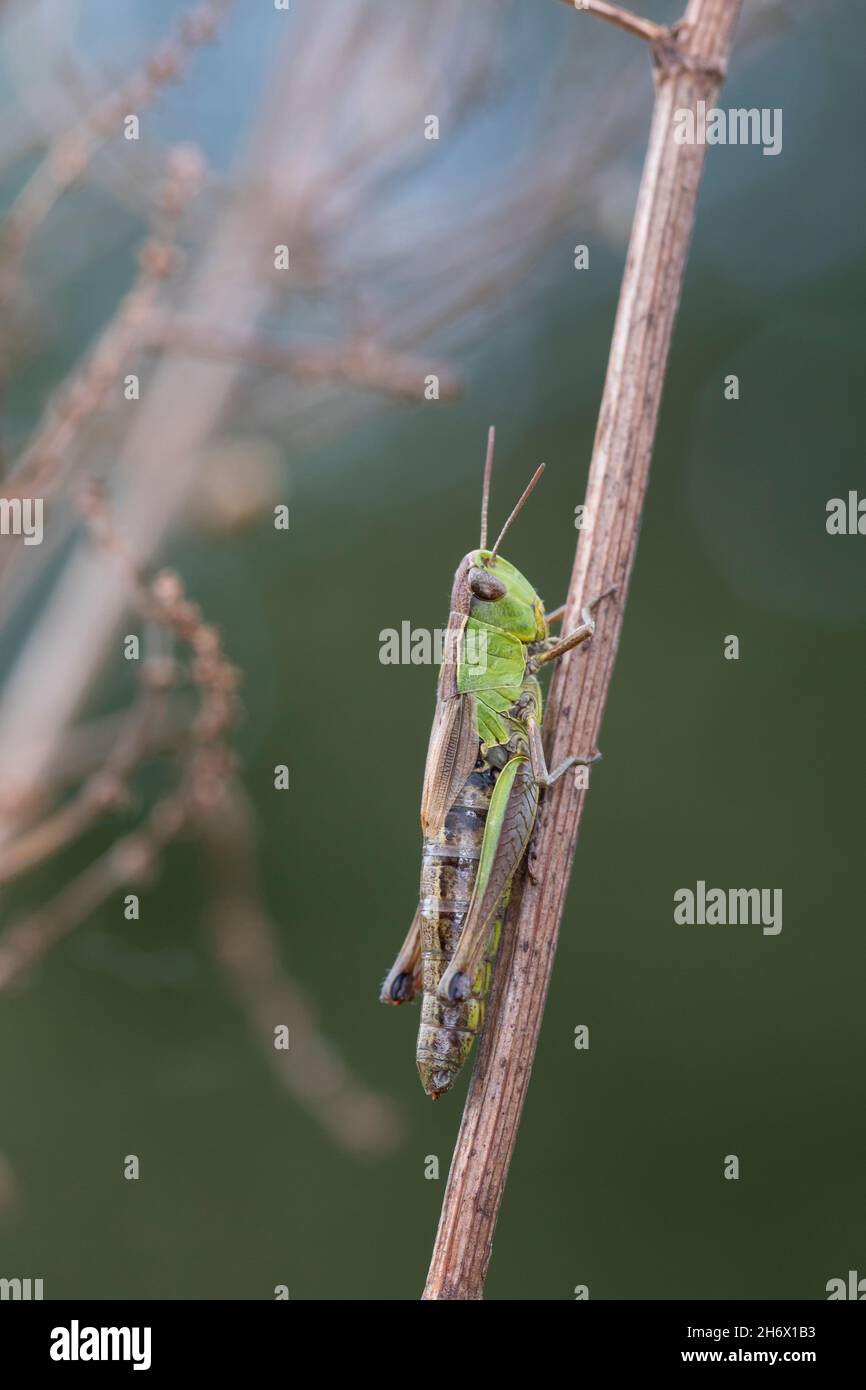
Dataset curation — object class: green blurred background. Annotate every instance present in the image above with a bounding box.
[0,0,864,1299]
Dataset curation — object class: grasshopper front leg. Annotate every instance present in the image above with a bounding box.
[544,603,566,627]
[523,585,614,779]
[531,586,617,670]
[526,711,600,786]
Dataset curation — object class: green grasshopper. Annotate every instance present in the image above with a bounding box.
[380,428,611,1099]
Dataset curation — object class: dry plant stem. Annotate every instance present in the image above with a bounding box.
[144,316,460,400]
[0,0,230,276]
[0,688,164,884]
[558,0,668,46]
[1,145,205,513]
[0,701,191,807]
[423,0,742,1301]
[0,811,181,991]
[202,785,403,1156]
[0,494,240,987]
[0,148,277,823]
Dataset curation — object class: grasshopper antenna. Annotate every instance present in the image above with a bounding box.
[488,463,545,563]
[479,426,496,550]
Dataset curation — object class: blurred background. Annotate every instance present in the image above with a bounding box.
[0,0,863,1300]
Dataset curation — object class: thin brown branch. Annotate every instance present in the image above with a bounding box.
[0,685,164,885]
[1,144,205,515]
[0,22,331,826]
[0,701,191,817]
[423,0,743,1301]
[558,0,668,46]
[0,492,241,987]
[0,0,230,276]
[201,786,404,1156]
[0,807,182,992]
[144,315,461,401]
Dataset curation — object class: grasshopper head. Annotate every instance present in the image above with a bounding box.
[461,548,547,642]
[450,429,550,640]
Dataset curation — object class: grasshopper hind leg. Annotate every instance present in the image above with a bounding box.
[436,756,538,1007]
[380,908,422,1005]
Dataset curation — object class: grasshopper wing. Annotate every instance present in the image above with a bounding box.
[420,690,479,836]
[421,611,481,835]
[437,754,538,1003]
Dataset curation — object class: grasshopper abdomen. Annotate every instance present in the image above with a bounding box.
[416,763,499,1099]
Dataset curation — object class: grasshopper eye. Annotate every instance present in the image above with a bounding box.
[469,567,506,602]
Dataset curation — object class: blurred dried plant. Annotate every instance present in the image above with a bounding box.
[0,0,792,1153]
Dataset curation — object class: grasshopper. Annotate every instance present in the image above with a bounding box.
[380,428,612,1099]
